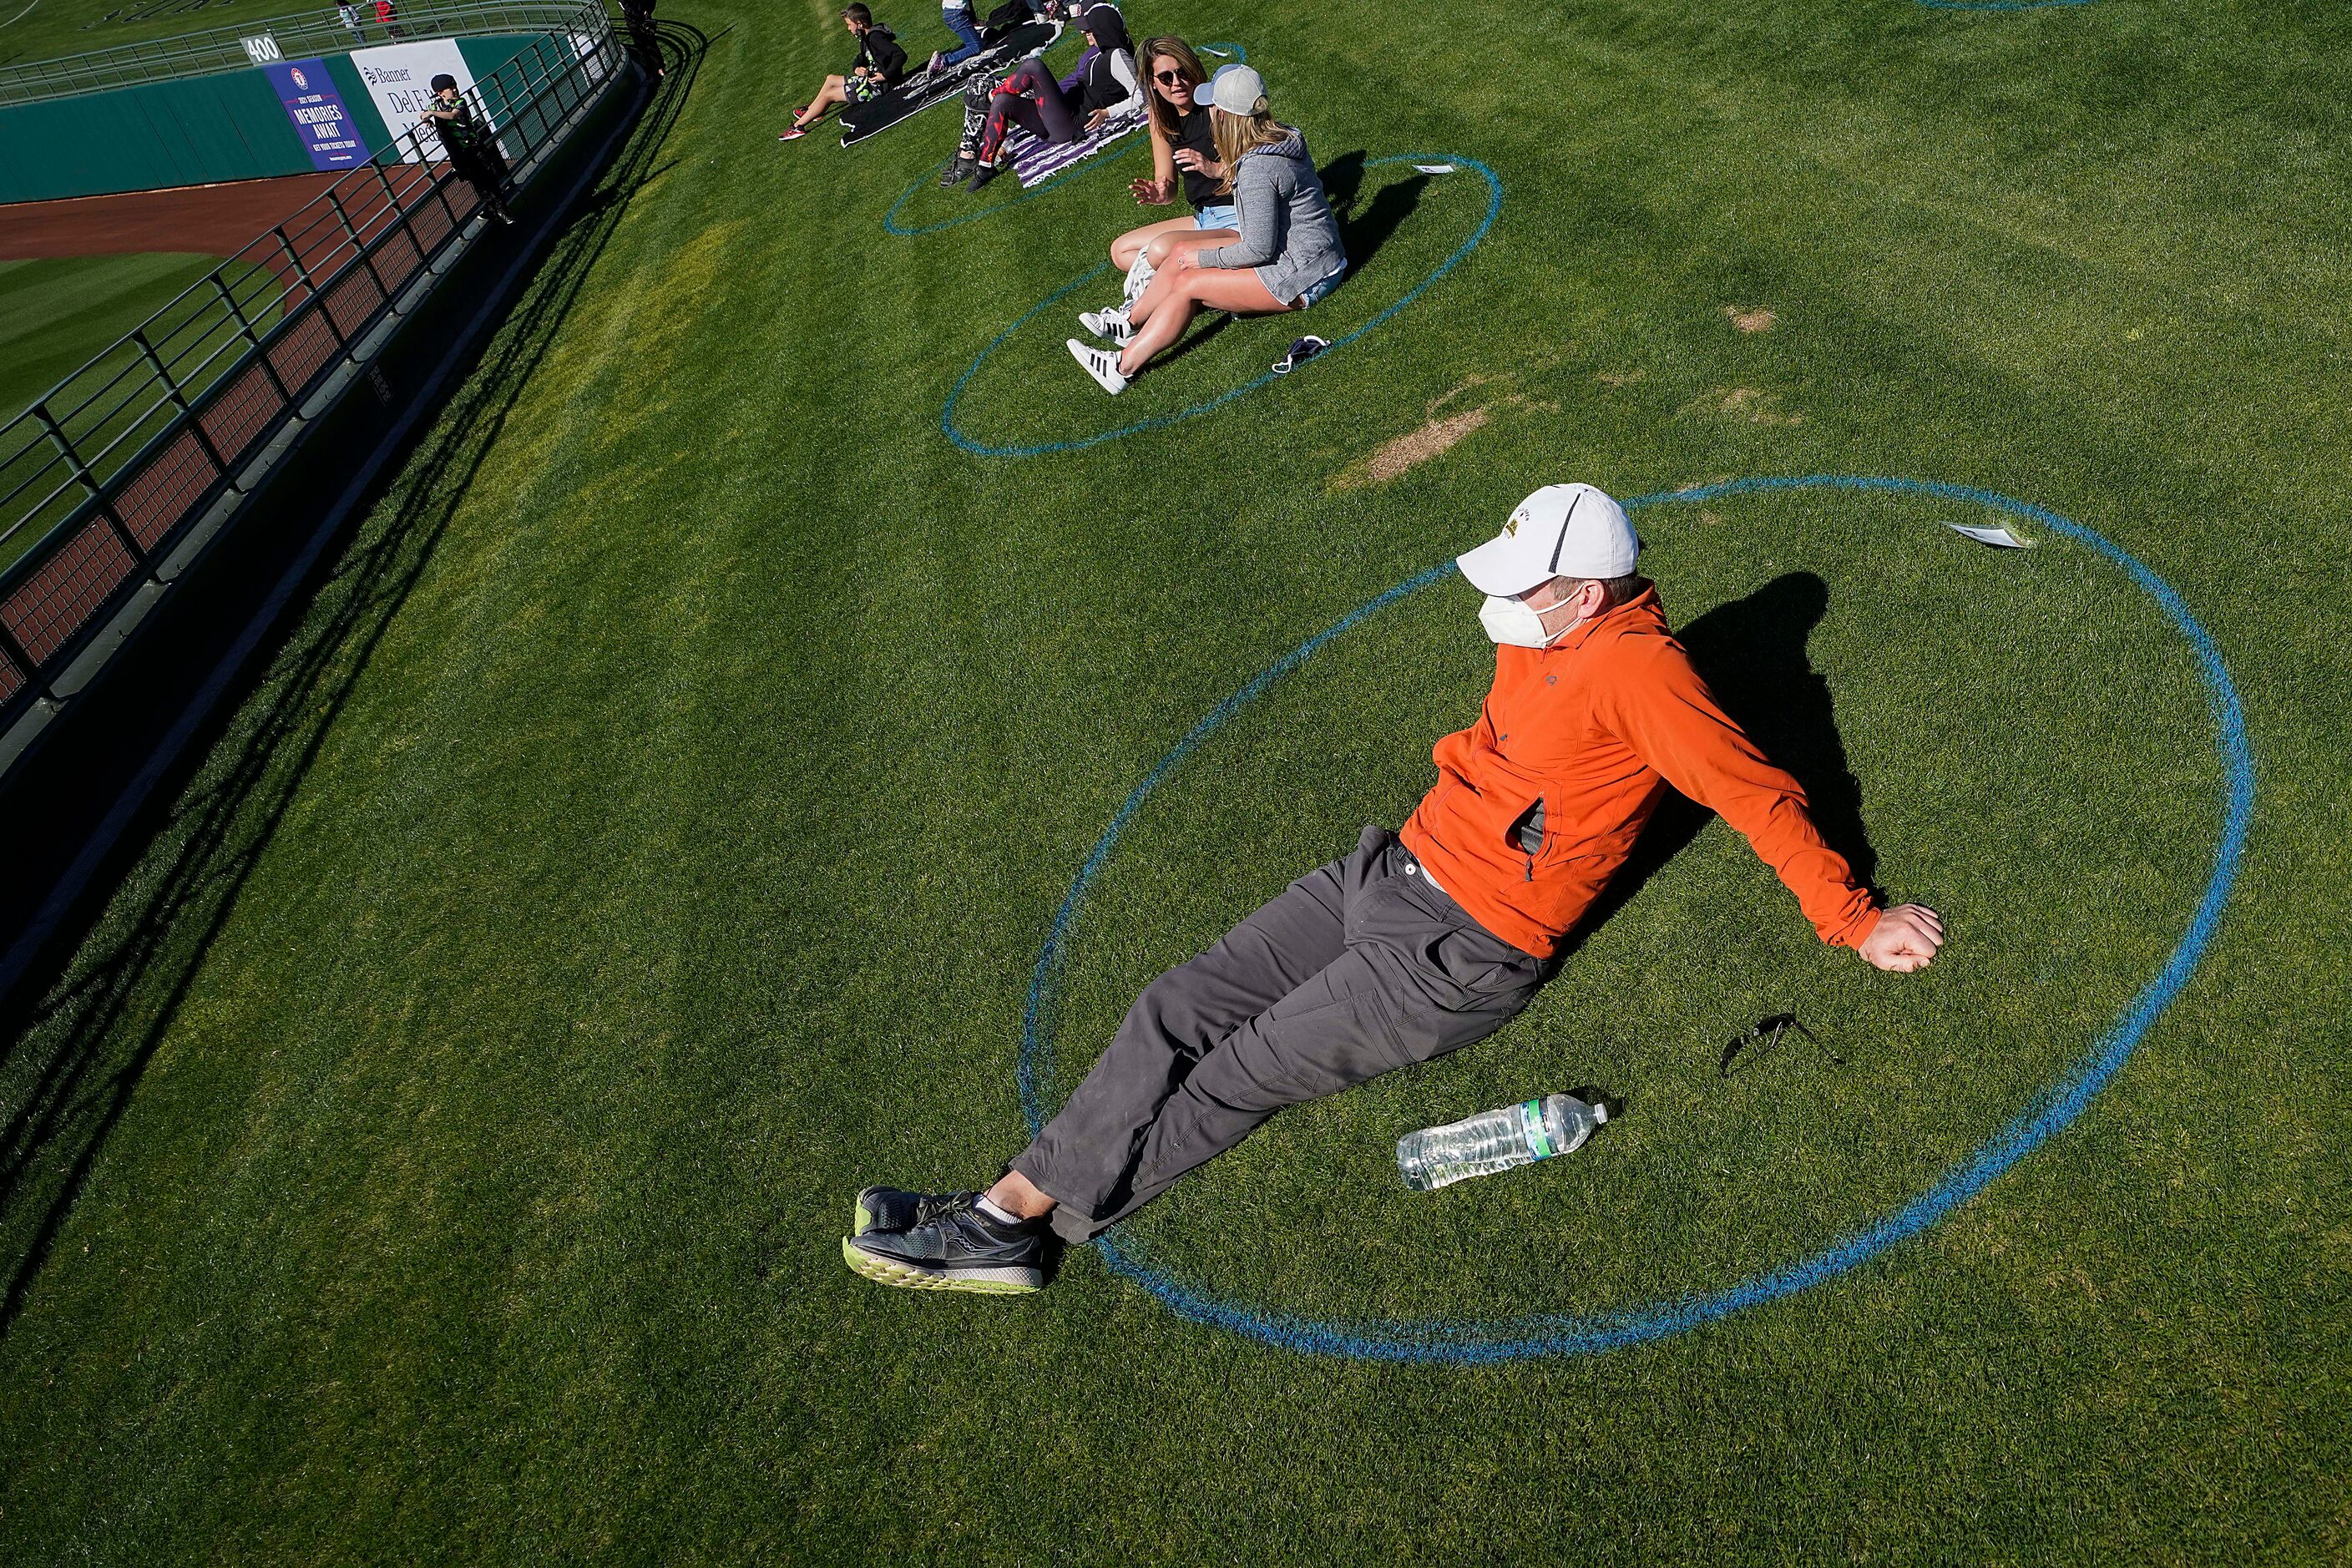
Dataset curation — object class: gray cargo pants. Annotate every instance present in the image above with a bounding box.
[1011,826,1550,1244]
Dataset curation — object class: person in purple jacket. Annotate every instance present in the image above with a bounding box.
[938,3,1137,190]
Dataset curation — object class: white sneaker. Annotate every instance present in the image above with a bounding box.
[1078,304,1133,345]
[1066,338,1129,395]
[1120,250,1156,303]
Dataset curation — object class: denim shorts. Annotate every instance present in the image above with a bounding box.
[1192,204,1238,230]
[1292,265,1346,309]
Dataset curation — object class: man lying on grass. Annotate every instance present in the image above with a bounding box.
[845,483,1945,1293]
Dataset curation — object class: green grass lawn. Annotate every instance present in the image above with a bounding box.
[0,0,2348,1560]
[0,252,224,424]
[0,250,277,572]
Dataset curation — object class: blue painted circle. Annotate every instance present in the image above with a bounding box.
[881,45,1247,238]
[1019,474,2253,1363]
[942,153,1505,458]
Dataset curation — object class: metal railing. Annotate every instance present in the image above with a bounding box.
[0,0,602,106]
[0,11,624,735]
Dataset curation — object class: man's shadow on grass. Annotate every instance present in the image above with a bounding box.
[0,21,711,1345]
[1556,571,1880,964]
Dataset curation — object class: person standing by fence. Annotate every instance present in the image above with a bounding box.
[419,75,515,227]
[621,0,664,78]
[336,2,367,45]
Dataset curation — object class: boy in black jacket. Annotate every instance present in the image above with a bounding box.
[782,5,908,139]
[418,74,513,225]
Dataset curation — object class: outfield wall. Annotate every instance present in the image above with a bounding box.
[0,34,540,203]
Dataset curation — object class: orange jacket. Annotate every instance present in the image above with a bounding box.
[1399,584,1882,959]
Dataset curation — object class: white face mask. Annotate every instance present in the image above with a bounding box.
[1479,592,1576,649]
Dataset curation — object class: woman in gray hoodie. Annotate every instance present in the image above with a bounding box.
[1067,63,1346,395]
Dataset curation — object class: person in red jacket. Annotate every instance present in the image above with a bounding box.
[844,483,1945,1293]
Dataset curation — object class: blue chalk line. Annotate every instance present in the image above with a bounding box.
[1019,474,2253,1363]
[883,45,1247,237]
[943,153,1505,458]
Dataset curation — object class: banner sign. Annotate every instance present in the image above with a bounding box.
[261,58,370,170]
[349,39,487,163]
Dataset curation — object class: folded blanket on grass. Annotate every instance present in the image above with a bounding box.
[1009,107,1145,187]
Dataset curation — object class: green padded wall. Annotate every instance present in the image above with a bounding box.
[0,34,560,205]
[0,69,311,203]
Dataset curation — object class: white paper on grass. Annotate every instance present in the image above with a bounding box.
[1414,163,1456,175]
[1947,522,2035,549]
[1201,46,1233,57]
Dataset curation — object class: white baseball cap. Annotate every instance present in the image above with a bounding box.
[1455,483,1639,595]
[1198,63,1267,117]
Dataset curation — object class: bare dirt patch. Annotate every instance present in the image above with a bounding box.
[1595,368,1646,387]
[1331,373,1557,489]
[1333,407,1493,490]
[1723,305,1777,334]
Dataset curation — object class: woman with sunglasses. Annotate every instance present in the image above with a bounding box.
[1090,39,1237,302]
[1067,64,1345,395]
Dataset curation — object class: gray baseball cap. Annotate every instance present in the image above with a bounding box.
[1198,62,1266,116]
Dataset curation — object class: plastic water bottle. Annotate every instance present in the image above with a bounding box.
[1396,1094,1610,1191]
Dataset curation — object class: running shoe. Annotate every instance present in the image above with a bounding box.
[842,1193,1050,1293]
[938,154,976,188]
[1078,305,1133,345]
[778,126,808,141]
[852,1186,965,1235]
[1066,338,1129,395]
[963,158,1004,192]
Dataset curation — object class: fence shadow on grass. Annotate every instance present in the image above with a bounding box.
[0,22,708,1343]
[1557,571,1880,963]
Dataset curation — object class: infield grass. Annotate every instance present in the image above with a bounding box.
[0,0,2347,1560]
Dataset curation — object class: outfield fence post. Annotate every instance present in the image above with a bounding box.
[372,160,411,244]
[325,189,392,331]
[32,405,148,571]
[271,225,320,309]
[131,328,236,496]
[207,271,296,416]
